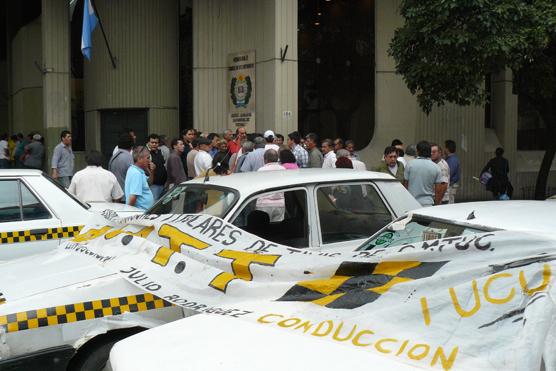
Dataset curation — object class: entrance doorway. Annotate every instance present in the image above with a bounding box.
[100,109,148,165]
[298,0,375,149]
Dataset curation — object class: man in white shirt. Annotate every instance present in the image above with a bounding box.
[256,149,285,221]
[194,137,213,176]
[321,139,337,168]
[336,149,366,171]
[431,143,450,204]
[0,133,9,168]
[391,139,407,166]
[68,151,124,203]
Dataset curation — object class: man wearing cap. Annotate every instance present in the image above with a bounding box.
[263,130,280,152]
[51,130,75,188]
[194,137,213,176]
[23,133,45,170]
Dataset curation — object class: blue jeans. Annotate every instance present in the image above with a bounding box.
[150,184,165,201]
[0,159,9,169]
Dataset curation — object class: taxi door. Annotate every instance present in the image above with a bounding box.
[0,178,62,260]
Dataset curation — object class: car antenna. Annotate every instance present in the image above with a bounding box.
[204,163,218,183]
[204,151,231,183]
[467,211,476,220]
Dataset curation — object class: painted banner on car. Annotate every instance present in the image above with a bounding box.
[64,214,556,370]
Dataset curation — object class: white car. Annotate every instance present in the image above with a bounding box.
[108,201,556,371]
[0,169,418,370]
[0,169,141,260]
[147,169,421,250]
[355,200,556,252]
[110,315,418,371]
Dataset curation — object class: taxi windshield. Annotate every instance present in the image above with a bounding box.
[146,184,238,218]
[356,215,489,251]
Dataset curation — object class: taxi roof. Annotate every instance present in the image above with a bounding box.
[0,169,43,177]
[186,169,396,196]
[411,201,556,232]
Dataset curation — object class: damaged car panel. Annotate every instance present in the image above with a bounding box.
[357,200,556,251]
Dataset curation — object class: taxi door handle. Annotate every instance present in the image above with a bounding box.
[29,228,48,236]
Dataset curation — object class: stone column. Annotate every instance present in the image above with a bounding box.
[41,0,71,165]
[491,69,518,175]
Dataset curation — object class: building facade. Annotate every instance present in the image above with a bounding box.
[3,0,554,200]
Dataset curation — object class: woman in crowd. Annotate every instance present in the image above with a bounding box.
[279,149,299,170]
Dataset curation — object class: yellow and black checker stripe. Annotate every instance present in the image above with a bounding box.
[0,225,83,245]
[278,260,448,309]
[0,293,173,333]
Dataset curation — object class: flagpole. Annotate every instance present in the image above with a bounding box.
[90,0,117,69]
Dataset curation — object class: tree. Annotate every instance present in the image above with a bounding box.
[389,0,556,199]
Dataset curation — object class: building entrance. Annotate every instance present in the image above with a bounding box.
[100,109,148,165]
[298,0,374,149]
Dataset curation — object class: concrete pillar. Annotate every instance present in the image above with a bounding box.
[273,0,298,137]
[361,0,417,167]
[41,0,71,163]
[491,69,518,175]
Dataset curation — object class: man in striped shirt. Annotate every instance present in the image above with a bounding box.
[287,131,308,168]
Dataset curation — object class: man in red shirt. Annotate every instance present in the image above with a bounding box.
[228,126,247,154]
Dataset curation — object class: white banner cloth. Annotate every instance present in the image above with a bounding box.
[66,214,556,370]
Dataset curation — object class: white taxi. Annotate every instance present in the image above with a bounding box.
[0,169,141,260]
[147,169,421,250]
[0,169,419,371]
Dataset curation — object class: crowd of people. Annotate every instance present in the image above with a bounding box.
[102,127,371,211]
[3,126,517,210]
[0,132,48,170]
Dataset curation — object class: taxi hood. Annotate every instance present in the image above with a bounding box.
[0,247,115,306]
[110,315,421,371]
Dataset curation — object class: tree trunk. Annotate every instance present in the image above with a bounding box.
[534,142,556,200]
[534,106,556,200]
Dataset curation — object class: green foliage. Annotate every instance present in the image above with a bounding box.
[389,0,556,113]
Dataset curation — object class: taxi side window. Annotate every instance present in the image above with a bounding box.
[0,180,51,222]
[316,183,392,244]
[232,189,309,248]
[0,180,22,222]
[20,182,51,220]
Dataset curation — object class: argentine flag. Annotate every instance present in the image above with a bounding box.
[81,0,98,60]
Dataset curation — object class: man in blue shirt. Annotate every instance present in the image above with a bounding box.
[444,139,461,204]
[240,137,266,172]
[207,133,220,158]
[125,146,154,211]
[404,141,443,207]
[51,130,75,188]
